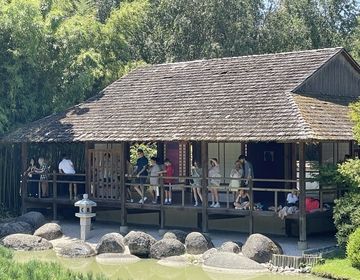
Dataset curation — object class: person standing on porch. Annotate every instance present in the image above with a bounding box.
[34,157,49,198]
[238,155,254,186]
[209,158,221,208]
[158,158,174,205]
[149,157,161,204]
[133,149,149,204]
[229,160,243,202]
[191,161,202,206]
[58,154,77,200]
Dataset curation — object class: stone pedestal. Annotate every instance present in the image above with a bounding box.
[75,213,96,241]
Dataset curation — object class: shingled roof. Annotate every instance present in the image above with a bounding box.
[3,47,359,143]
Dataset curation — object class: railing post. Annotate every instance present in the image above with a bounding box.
[201,141,208,233]
[298,142,307,250]
[274,190,278,212]
[52,171,57,220]
[160,177,165,229]
[248,178,254,234]
[21,143,28,214]
[119,142,127,230]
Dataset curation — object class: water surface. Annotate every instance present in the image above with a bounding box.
[14,250,326,280]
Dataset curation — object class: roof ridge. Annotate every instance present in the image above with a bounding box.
[148,47,343,67]
[286,91,315,140]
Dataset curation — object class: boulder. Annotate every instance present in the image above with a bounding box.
[2,233,53,251]
[96,253,140,265]
[200,248,218,262]
[150,238,186,259]
[219,241,241,254]
[0,221,33,238]
[203,251,268,272]
[33,223,63,240]
[185,232,213,255]
[57,241,96,258]
[242,233,283,263]
[96,232,125,254]
[124,231,157,257]
[163,230,187,243]
[16,212,45,230]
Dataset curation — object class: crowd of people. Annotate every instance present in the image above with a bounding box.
[24,154,77,199]
[127,149,257,208]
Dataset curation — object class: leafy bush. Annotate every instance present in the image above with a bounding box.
[338,159,360,190]
[347,227,360,268]
[333,192,360,247]
[0,246,108,280]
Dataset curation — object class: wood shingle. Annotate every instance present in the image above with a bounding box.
[2,47,359,143]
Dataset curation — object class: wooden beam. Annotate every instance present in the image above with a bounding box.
[298,142,307,250]
[21,143,28,214]
[248,178,254,234]
[201,141,208,233]
[119,142,127,226]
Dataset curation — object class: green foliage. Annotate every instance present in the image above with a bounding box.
[333,192,360,247]
[347,227,360,268]
[338,159,360,190]
[130,143,157,165]
[0,246,108,280]
[312,257,360,280]
[314,164,342,186]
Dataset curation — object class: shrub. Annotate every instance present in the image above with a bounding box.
[0,246,108,280]
[333,192,360,247]
[337,159,360,190]
[347,227,360,268]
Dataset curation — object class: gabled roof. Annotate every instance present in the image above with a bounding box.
[2,47,358,143]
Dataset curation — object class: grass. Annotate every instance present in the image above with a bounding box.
[0,246,109,280]
[312,257,360,280]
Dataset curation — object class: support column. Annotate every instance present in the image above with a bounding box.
[52,171,58,221]
[298,142,307,250]
[21,143,28,214]
[119,142,128,233]
[84,142,91,195]
[248,178,254,234]
[201,141,208,233]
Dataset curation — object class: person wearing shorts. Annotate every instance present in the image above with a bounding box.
[133,149,149,204]
[59,154,77,200]
[159,158,174,204]
[149,157,160,204]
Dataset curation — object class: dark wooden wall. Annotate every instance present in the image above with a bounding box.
[296,53,360,97]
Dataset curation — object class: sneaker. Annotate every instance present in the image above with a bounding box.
[210,202,215,208]
[139,197,147,204]
[164,199,168,204]
[214,202,220,208]
[194,201,198,207]
[152,200,157,204]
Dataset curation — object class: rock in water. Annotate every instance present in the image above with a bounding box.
[185,232,213,255]
[124,231,157,257]
[34,223,63,240]
[57,241,96,258]
[3,233,52,251]
[219,241,241,253]
[0,221,33,238]
[150,238,185,259]
[96,232,125,254]
[163,230,187,243]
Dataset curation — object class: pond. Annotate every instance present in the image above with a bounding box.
[14,250,327,280]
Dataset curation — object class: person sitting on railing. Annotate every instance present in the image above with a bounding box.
[191,161,202,207]
[34,157,50,198]
[209,158,221,208]
[133,149,149,204]
[149,157,161,204]
[59,154,77,200]
[233,189,250,210]
[278,188,298,219]
[158,158,174,205]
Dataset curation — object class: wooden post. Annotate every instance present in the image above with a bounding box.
[52,171,57,220]
[160,176,165,229]
[119,142,127,227]
[21,143,28,214]
[298,142,307,250]
[84,142,91,196]
[248,178,254,234]
[201,141,208,233]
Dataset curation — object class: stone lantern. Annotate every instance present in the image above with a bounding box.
[75,194,97,241]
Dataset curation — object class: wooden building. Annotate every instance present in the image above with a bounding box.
[2,47,360,249]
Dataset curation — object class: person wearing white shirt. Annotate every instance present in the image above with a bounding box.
[59,154,77,200]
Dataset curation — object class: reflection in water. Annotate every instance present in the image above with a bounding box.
[14,250,325,280]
